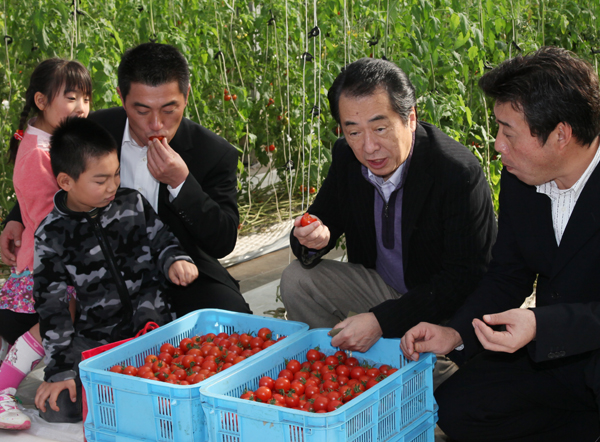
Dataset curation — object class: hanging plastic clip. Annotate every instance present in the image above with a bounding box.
[311,106,321,117]
[268,9,276,26]
[301,52,314,62]
[214,50,224,60]
[368,36,379,47]
[308,26,320,38]
[4,36,12,45]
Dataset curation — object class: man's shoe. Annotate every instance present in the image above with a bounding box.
[0,388,31,430]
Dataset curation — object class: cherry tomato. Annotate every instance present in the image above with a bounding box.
[259,376,275,390]
[290,380,305,396]
[232,94,237,101]
[286,359,301,373]
[148,135,164,141]
[285,392,299,408]
[312,396,329,412]
[160,343,176,356]
[350,367,366,380]
[257,327,272,341]
[278,369,294,381]
[300,212,317,227]
[345,357,359,367]
[158,352,173,364]
[334,350,347,364]
[145,355,158,365]
[123,365,138,376]
[179,338,193,353]
[250,337,265,348]
[224,94,232,101]
[324,356,339,367]
[306,349,321,362]
[110,365,124,373]
[274,377,291,393]
[327,399,343,412]
[254,386,272,403]
[366,368,381,378]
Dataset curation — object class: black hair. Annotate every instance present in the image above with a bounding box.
[327,57,416,125]
[479,46,600,146]
[9,58,92,163]
[50,117,117,180]
[117,43,189,100]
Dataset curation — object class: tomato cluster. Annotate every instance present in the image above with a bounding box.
[109,327,284,385]
[239,347,397,412]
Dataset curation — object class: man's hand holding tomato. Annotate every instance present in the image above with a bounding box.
[147,137,189,189]
[330,312,383,353]
[292,213,331,250]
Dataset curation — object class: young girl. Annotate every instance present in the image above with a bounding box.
[0,58,91,430]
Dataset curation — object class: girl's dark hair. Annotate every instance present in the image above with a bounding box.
[9,58,92,163]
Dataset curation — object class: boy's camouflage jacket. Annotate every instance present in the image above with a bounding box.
[34,187,191,382]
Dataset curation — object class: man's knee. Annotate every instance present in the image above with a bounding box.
[280,260,307,301]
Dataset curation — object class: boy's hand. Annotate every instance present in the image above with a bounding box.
[35,379,77,413]
[169,260,199,286]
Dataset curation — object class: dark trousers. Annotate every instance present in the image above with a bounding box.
[167,273,252,318]
[0,308,39,344]
[436,348,600,441]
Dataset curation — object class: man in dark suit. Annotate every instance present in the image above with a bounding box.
[401,47,600,440]
[1,43,251,318]
[280,58,497,365]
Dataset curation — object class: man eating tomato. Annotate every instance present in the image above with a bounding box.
[280,57,497,388]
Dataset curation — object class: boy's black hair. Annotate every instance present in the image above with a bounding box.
[50,117,117,180]
[327,57,416,125]
[118,43,189,100]
[479,46,600,146]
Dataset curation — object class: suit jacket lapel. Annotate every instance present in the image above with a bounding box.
[402,124,433,262]
[552,166,600,275]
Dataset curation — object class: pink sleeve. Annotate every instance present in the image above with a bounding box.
[13,136,59,272]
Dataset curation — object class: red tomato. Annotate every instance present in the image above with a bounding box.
[313,396,329,412]
[323,379,340,392]
[110,365,124,373]
[290,380,305,396]
[337,375,350,386]
[239,334,252,348]
[158,352,173,364]
[327,399,343,412]
[144,355,158,365]
[224,94,232,101]
[240,391,254,400]
[179,338,193,353]
[379,364,391,375]
[233,355,245,364]
[311,361,325,372]
[350,367,366,380]
[232,94,237,101]
[259,376,275,390]
[334,350,347,364]
[336,364,350,377]
[182,355,196,369]
[285,392,299,408]
[123,365,138,376]
[300,212,317,227]
[254,386,272,402]
[286,359,301,373]
[274,377,291,393]
[160,343,176,356]
[366,368,380,378]
[304,384,320,399]
[345,357,359,367]
[278,369,294,381]
[250,337,265,348]
[339,385,354,403]
[366,378,379,389]
[262,339,276,349]
[293,371,308,382]
[148,135,164,141]
[324,356,339,367]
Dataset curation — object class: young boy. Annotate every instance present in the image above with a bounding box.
[32,117,199,422]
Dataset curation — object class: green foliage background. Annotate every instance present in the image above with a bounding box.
[0,0,598,228]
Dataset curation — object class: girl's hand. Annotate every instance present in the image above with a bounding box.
[35,379,77,413]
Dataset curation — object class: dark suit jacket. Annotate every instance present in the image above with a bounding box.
[89,107,240,294]
[450,167,600,364]
[291,122,497,338]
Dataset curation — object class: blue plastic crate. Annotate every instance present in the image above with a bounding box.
[200,329,437,442]
[79,309,308,442]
